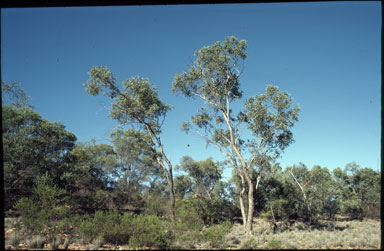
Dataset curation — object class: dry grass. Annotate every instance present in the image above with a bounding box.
[4,217,381,250]
[224,218,381,249]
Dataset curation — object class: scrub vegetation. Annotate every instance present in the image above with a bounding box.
[3,37,380,250]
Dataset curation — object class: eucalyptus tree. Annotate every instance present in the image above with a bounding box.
[3,104,76,211]
[176,156,223,200]
[84,67,176,219]
[172,36,299,232]
[1,81,31,107]
[63,141,117,210]
[110,128,159,207]
[333,162,381,219]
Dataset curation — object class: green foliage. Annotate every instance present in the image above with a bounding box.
[340,197,363,220]
[110,128,158,198]
[201,220,233,248]
[245,85,299,155]
[333,162,380,219]
[15,177,69,235]
[172,36,246,102]
[241,237,258,249]
[84,66,171,131]
[1,81,31,107]
[170,199,204,248]
[63,141,117,210]
[174,199,204,232]
[266,238,284,249]
[3,102,76,210]
[173,37,300,232]
[128,214,170,249]
[144,192,168,217]
[176,156,222,199]
[84,65,176,219]
[78,210,170,248]
[79,210,131,244]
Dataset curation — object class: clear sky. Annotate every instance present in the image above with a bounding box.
[1,2,381,179]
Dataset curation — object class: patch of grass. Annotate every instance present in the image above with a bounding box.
[240,237,258,249]
[8,231,23,247]
[91,237,104,249]
[62,238,70,249]
[26,235,45,249]
[50,236,61,250]
[266,238,284,249]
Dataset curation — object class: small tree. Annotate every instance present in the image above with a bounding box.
[84,67,176,219]
[172,36,299,233]
[15,173,69,238]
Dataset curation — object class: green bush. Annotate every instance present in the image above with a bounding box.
[78,210,170,248]
[201,220,233,248]
[144,193,168,217]
[14,179,69,236]
[241,237,258,249]
[14,197,44,233]
[266,238,284,249]
[79,210,133,244]
[128,214,170,249]
[341,199,363,220]
[174,199,204,232]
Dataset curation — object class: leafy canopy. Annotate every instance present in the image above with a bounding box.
[84,66,172,133]
[173,36,247,108]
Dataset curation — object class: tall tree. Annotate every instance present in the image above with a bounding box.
[84,67,176,219]
[172,36,299,233]
[333,162,381,219]
[3,105,76,211]
[176,156,222,200]
[1,81,31,107]
[62,141,117,210]
[110,128,160,208]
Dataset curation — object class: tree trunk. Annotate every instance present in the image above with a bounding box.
[245,175,254,234]
[239,173,247,226]
[167,174,176,221]
[161,163,175,222]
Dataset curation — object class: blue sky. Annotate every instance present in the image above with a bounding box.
[2,2,381,179]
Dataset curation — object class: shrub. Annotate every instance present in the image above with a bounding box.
[266,238,284,249]
[79,210,133,244]
[241,237,258,249]
[50,236,61,250]
[91,237,105,249]
[171,199,204,248]
[63,238,70,249]
[14,180,69,236]
[201,220,233,248]
[128,214,170,249]
[9,231,22,247]
[340,198,363,220]
[144,192,168,217]
[174,199,204,232]
[78,210,170,248]
[26,235,45,249]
